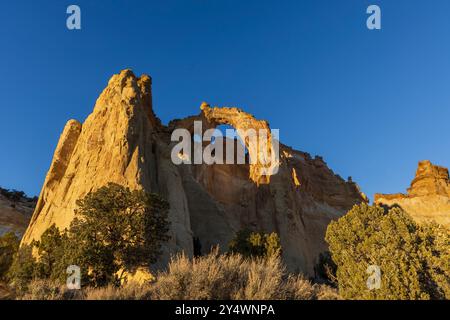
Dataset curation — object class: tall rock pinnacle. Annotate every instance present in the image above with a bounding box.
[22,70,193,259]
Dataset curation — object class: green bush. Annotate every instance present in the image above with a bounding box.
[8,183,171,291]
[7,245,39,294]
[325,203,449,300]
[67,183,170,287]
[0,187,30,202]
[0,232,20,280]
[18,279,71,300]
[228,229,281,258]
[32,225,69,281]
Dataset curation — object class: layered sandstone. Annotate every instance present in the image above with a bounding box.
[375,160,450,228]
[22,70,366,275]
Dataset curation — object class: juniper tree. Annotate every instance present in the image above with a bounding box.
[67,183,171,286]
[325,203,449,300]
[228,228,281,258]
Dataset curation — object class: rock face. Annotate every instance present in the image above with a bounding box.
[375,160,450,228]
[22,70,366,275]
[22,70,194,264]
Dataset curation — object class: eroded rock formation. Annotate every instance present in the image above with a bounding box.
[375,160,450,228]
[22,70,193,265]
[22,70,366,275]
[169,102,278,185]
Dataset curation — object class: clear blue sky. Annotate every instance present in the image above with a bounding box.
[1,0,449,200]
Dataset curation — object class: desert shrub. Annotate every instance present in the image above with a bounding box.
[17,279,152,300]
[9,190,25,202]
[8,224,83,288]
[417,222,450,298]
[18,278,85,300]
[11,249,340,300]
[83,252,336,300]
[283,275,316,300]
[67,183,170,287]
[233,255,285,299]
[19,279,69,300]
[228,229,281,258]
[32,225,69,281]
[149,249,246,300]
[0,281,14,299]
[0,187,30,202]
[83,282,152,300]
[21,279,65,300]
[148,249,331,300]
[313,284,341,300]
[7,245,39,294]
[8,183,171,291]
[0,232,20,280]
[325,203,449,300]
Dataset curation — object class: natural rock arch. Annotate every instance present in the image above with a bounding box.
[169,102,279,185]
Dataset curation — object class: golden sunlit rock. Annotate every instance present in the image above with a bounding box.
[375,160,450,228]
[21,69,367,275]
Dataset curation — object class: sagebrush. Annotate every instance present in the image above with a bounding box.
[14,250,339,300]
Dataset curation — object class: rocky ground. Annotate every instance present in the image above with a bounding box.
[0,188,35,237]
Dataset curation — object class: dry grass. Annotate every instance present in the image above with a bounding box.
[83,282,152,300]
[17,279,152,300]
[313,284,341,300]
[0,282,14,300]
[19,279,82,300]
[148,249,339,300]
[15,250,340,300]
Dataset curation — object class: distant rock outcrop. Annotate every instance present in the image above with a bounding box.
[375,160,450,228]
[21,70,366,275]
[0,188,35,237]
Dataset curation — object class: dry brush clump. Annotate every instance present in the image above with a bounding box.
[14,250,339,300]
[17,279,152,300]
[147,249,339,300]
[18,279,83,300]
[82,282,152,300]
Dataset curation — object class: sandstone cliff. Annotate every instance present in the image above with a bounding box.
[22,70,366,275]
[375,160,450,228]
